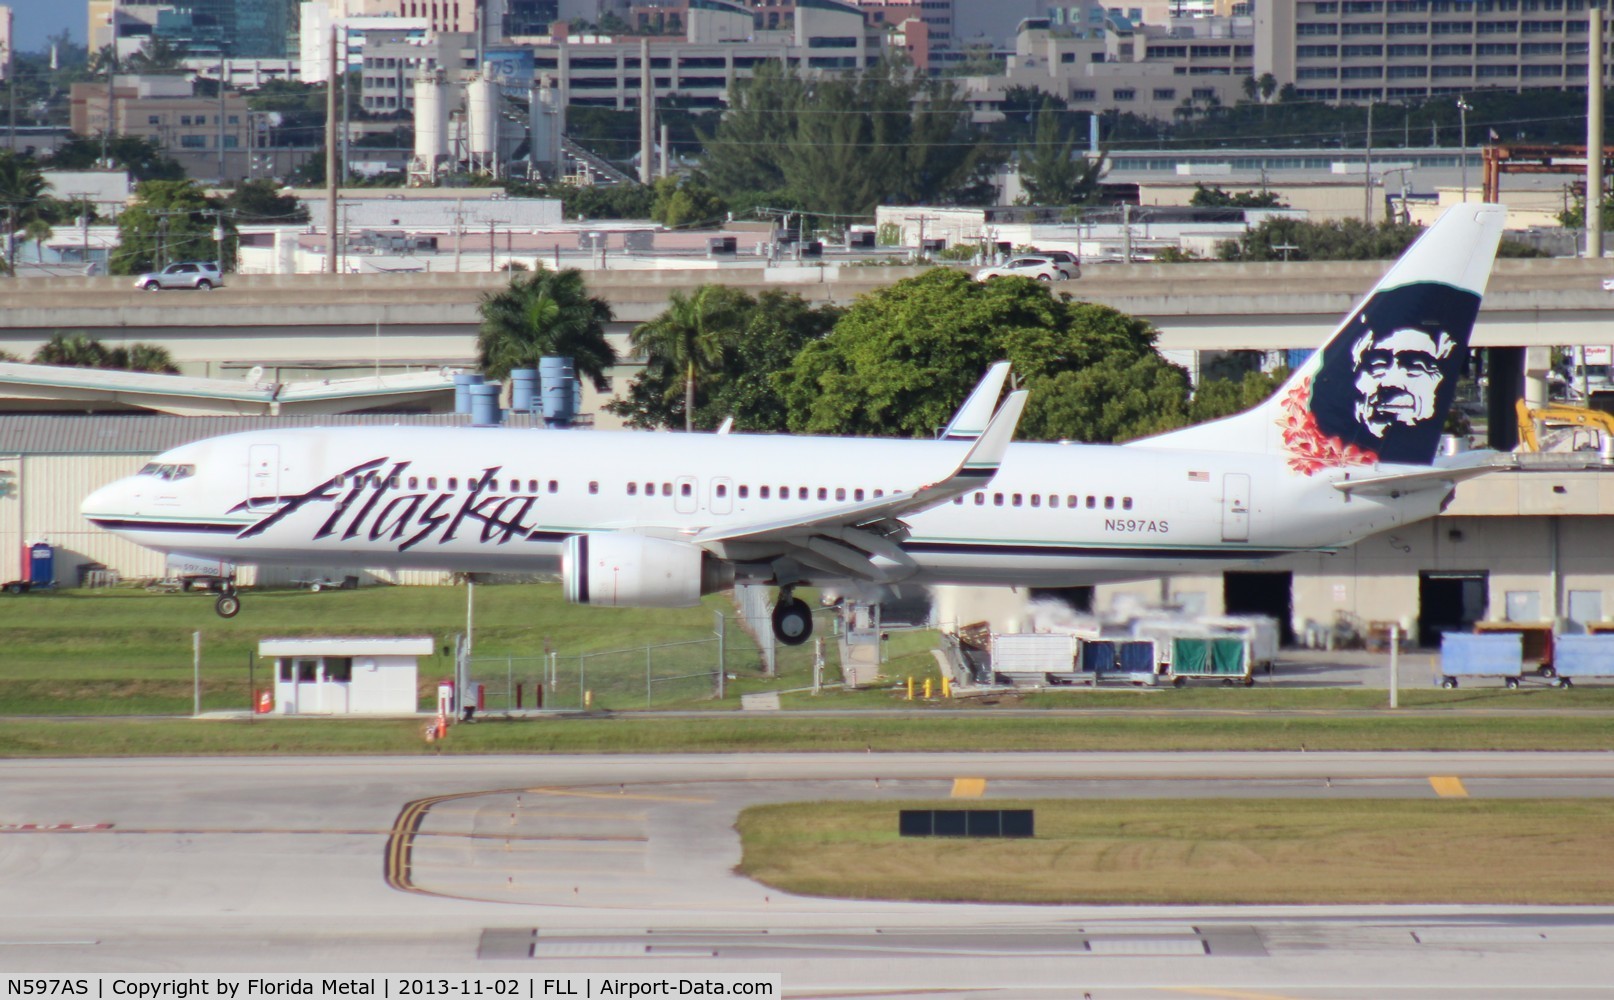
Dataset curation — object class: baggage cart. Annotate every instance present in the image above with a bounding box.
[1546,635,1614,688]
[1167,635,1254,687]
[1438,632,1524,688]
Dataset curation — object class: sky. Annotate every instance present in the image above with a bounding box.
[12,0,87,53]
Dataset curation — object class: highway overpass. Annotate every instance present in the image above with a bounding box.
[1,257,1611,377]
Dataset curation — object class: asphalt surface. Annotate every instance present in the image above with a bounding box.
[4,753,1614,998]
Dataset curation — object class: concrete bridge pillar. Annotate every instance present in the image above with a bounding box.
[1487,346,1525,452]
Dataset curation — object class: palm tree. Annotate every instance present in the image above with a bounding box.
[475,267,616,389]
[0,152,51,273]
[32,333,109,368]
[627,284,745,433]
[109,343,181,373]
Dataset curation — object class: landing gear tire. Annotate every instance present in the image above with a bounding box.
[771,597,812,646]
[215,594,241,618]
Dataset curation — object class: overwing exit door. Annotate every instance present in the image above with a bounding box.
[1222,473,1250,543]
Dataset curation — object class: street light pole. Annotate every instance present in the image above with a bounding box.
[1457,96,1472,202]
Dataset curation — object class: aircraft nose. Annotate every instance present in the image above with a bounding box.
[82,477,134,523]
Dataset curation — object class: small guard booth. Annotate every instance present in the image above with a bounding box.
[260,636,433,715]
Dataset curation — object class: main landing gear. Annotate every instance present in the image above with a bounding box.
[771,590,813,646]
[214,582,241,619]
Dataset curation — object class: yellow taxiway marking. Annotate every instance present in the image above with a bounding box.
[526,787,712,804]
[1168,989,1302,1000]
[1430,776,1469,797]
[951,778,987,798]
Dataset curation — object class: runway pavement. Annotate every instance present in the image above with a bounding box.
[4,752,1614,998]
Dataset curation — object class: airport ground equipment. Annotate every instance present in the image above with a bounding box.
[1079,638,1160,684]
[1202,615,1280,674]
[1515,399,1614,453]
[1439,632,1525,688]
[1473,620,1556,675]
[1167,635,1255,687]
[1544,635,1614,688]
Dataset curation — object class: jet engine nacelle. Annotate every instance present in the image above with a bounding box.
[562,533,733,608]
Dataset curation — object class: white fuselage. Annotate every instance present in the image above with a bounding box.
[83,426,1440,588]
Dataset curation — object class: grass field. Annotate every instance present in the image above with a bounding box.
[0,585,803,714]
[3,710,1613,757]
[737,798,1614,905]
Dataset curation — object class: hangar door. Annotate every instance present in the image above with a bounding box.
[1419,571,1488,648]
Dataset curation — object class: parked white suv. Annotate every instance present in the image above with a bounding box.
[975,255,1070,282]
[134,261,223,291]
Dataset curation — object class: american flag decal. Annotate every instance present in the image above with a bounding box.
[1188,470,1209,482]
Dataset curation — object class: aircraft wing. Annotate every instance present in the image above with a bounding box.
[1333,453,1514,497]
[689,392,1026,582]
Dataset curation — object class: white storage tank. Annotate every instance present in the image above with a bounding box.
[413,72,449,165]
[467,74,499,162]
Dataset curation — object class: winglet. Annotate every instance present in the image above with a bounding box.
[941,362,1011,440]
[959,389,1027,480]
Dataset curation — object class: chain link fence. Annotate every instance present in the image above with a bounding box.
[463,598,828,710]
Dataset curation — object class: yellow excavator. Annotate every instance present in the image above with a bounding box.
[1515,399,1614,452]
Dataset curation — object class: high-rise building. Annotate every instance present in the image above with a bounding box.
[1255,0,1609,105]
[89,0,296,60]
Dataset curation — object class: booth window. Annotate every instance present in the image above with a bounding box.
[325,657,353,682]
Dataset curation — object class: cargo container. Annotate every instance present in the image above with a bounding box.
[1167,635,1253,686]
[1544,635,1614,688]
[1438,632,1524,688]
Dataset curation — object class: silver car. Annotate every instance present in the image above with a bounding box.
[134,261,223,291]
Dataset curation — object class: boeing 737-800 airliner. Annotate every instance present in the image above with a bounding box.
[83,204,1507,644]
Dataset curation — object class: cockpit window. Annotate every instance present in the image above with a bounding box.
[139,463,195,481]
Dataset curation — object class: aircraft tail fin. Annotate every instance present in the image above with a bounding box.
[1133,203,1506,472]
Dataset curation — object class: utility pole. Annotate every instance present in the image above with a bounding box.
[1457,96,1472,202]
[1363,102,1374,225]
[1588,0,1606,259]
[639,37,653,185]
[454,198,465,272]
[102,46,117,167]
[217,62,227,182]
[487,218,508,270]
[325,24,339,275]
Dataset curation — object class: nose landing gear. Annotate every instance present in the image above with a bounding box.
[771,591,813,645]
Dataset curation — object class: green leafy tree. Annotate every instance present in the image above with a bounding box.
[47,135,185,182]
[608,288,841,431]
[223,179,309,224]
[1189,184,1287,208]
[114,180,237,275]
[651,176,727,229]
[700,59,986,219]
[1189,368,1287,423]
[475,267,617,389]
[780,269,1194,443]
[0,152,52,271]
[624,285,748,432]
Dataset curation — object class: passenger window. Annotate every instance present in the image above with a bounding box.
[1105,496,1115,509]
[798,487,808,500]
[508,479,517,493]
[953,496,963,505]
[1012,493,1022,507]
[408,477,418,490]
[1067,494,1077,508]
[662,483,671,496]
[427,477,437,490]
[739,485,748,499]
[549,480,559,493]
[761,486,770,499]
[974,493,985,505]
[874,489,884,498]
[1050,495,1060,509]
[993,493,1004,507]
[1086,496,1096,509]
[1123,497,1133,510]
[627,483,638,496]
[835,488,846,501]
[681,483,692,497]
[817,487,828,500]
[448,478,458,491]
[1030,495,1041,508]
[716,484,728,498]
[589,481,599,495]
[529,480,538,493]
[389,476,399,489]
[855,488,865,501]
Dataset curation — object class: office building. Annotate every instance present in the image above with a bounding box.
[1255,0,1607,104]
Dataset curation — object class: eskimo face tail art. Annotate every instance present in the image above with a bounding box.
[1280,281,1481,473]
